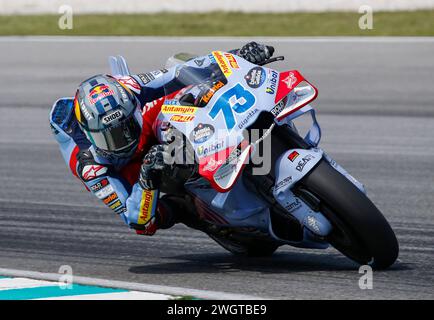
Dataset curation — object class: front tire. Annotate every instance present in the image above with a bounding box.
[298,159,399,269]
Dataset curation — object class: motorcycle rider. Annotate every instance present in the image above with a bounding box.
[50,42,274,236]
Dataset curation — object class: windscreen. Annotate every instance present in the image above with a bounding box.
[162,55,227,107]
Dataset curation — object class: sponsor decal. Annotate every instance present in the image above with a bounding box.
[224,53,240,69]
[150,70,166,78]
[194,58,205,67]
[270,96,288,117]
[203,158,223,172]
[90,178,109,192]
[102,109,123,125]
[115,207,127,214]
[296,154,315,172]
[88,85,115,105]
[198,142,245,177]
[265,70,279,95]
[163,100,180,106]
[201,81,225,104]
[208,53,216,64]
[226,144,243,164]
[285,198,302,213]
[212,51,232,77]
[79,100,93,121]
[103,192,118,205]
[94,184,115,200]
[212,141,250,185]
[197,140,225,157]
[238,108,259,130]
[117,76,141,94]
[161,105,197,115]
[82,165,107,181]
[190,123,214,144]
[170,115,195,122]
[109,200,122,210]
[305,215,321,233]
[274,176,293,192]
[275,70,303,103]
[282,72,298,89]
[288,151,300,162]
[208,83,256,131]
[138,190,156,225]
[137,73,154,85]
[214,163,236,182]
[113,82,129,102]
[244,67,266,89]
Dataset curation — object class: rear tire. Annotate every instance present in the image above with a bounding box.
[298,159,399,269]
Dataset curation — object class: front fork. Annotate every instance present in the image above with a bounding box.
[270,146,367,247]
[271,147,331,247]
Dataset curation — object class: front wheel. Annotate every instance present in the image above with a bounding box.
[298,159,399,269]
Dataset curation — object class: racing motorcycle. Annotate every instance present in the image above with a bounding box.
[109,50,399,269]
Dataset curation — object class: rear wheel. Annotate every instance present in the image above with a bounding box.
[298,159,399,269]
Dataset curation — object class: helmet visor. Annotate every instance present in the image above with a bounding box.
[88,116,141,154]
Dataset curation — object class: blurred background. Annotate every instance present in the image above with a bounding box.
[1,0,434,35]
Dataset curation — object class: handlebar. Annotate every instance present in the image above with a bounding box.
[257,56,285,66]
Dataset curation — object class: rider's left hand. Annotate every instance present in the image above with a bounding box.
[76,149,109,182]
[238,42,275,65]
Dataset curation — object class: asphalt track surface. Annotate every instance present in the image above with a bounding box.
[0,37,433,299]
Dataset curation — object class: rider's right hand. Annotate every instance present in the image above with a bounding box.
[238,42,275,65]
[76,150,108,182]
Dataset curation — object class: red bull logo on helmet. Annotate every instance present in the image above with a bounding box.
[88,84,115,105]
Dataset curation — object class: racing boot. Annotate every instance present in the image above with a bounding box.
[157,194,205,231]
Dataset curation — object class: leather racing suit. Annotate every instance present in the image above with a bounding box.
[49,43,273,236]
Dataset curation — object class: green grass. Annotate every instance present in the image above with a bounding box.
[1,11,434,36]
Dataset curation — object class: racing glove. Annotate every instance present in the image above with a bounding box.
[237,42,275,65]
[133,144,176,235]
[76,150,108,182]
[138,144,172,190]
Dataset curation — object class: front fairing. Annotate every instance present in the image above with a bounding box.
[157,52,283,191]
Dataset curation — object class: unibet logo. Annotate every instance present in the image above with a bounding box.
[266,70,278,95]
[197,141,224,157]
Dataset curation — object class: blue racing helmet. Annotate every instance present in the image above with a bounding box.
[74,74,142,159]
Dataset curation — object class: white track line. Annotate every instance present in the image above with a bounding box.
[0,36,434,43]
[36,291,171,300]
[0,268,267,300]
[0,278,55,290]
